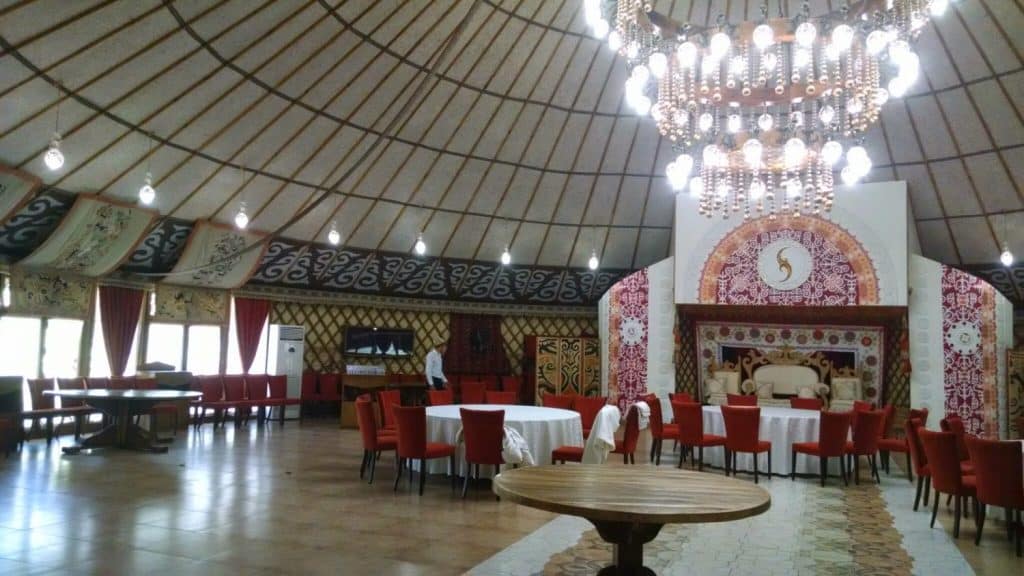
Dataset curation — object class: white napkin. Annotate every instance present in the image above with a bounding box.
[502,426,535,466]
[582,405,622,464]
[633,400,650,431]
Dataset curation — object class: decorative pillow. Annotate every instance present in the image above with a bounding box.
[796,384,816,399]
[832,378,859,401]
[755,381,773,399]
[706,378,724,395]
[713,371,741,395]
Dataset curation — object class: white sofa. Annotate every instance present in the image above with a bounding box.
[741,364,830,408]
[704,365,742,406]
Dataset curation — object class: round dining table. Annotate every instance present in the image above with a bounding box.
[424,404,583,476]
[493,465,771,575]
[44,389,201,454]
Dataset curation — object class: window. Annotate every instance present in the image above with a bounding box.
[89,294,139,378]
[0,316,41,380]
[42,319,84,378]
[186,325,221,375]
[226,299,269,374]
[146,323,185,369]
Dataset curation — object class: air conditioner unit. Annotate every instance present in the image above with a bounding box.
[269,324,304,419]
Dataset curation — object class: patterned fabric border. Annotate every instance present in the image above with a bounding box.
[608,268,649,410]
[152,285,229,325]
[9,268,93,319]
[1007,350,1024,439]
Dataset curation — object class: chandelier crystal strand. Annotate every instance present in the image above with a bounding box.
[585,0,944,219]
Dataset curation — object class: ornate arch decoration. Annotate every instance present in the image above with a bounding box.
[698,216,879,306]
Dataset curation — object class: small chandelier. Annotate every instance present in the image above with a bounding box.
[585,0,944,219]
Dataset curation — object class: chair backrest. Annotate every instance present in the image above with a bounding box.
[853,400,874,412]
[108,377,134,390]
[502,376,522,397]
[966,436,1024,508]
[817,411,853,457]
[726,393,757,407]
[1014,416,1024,439]
[908,407,929,427]
[355,398,383,451]
[318,373,339,397]
[27,378,54,410]
[485,391,516,405]
[378,389,401,428]
[393,405,428,459]
[574,396,607,430]
[86,377,110,389]
[222,375,246,401]
[133,378,157,390]
[672,402,705,445]
[669,392,694,404]
[905,418,928,475]
[198,375,224,402]
[643,394,665,436]
[301,371,318,397]
[920,430,967,495]
[850,409,884,455]
[721,406,762,452]
[790,397,822,410]
[0,376,23,416]
[880,404,896,438]
[427,389,454,406]
[620,404,640,453]
[461,408,505,466]
[938,415,969,462]
[541,394,574,410]
[56,377,87,407]
[460,380,487,404]
[246,374,269,401]
[268,375,288,399]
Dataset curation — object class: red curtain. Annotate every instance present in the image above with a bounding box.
[446,313,510,374]
[234,297,271,374]
[98,286,144,377]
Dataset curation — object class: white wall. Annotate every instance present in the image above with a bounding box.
[908,255,945,426]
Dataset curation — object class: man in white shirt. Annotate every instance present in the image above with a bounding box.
[425,342,448,390]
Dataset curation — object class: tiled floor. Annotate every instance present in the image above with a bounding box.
[2,421,1021,575]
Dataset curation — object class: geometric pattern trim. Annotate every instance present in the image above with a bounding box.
[1007,350,1024,439]
[698,216,879,306]
[607,268,649,409]
[0,188,74,262]
[0,165,40,224]
[120,217,193,274]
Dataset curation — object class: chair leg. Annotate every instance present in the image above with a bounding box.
[840,453,848,486]
[753,452,759,484]
[655,439,662,466]
[629,453,635,465]
[854,455,860,485]
[393,457,403,492]
[462,460,471,499]
[649,439,656,463]
[418,459,426,495]
[408,459,414,490]
[906,451,913,482]
[975,502,986,545]
[881,450,890,474]
[698,445,703,472]
[953,495,962,538]
[924,478,931,507]
[820,457,827,487]
[450,455,457,492]
[1016,509,1021,557]
[767,450,771,478]
[623,453,628,464]
[870,454,880,484]
[791,450,797,480]
[368,451,378,485]
[914,475,924,511]
[931,489,940,528]
[45,418,53,445]
[1008,507,1015,541]
[360,450,368,480]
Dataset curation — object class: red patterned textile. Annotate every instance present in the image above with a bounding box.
[446,314,510,375]
[941,266,998,437]
[98,285,144,377]
[234,297,271,374]
[608,269,649,410]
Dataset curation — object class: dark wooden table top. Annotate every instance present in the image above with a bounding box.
[492,465,771,524]
[44,389,201,401]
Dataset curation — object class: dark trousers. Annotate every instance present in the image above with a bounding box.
[430,377,446,390]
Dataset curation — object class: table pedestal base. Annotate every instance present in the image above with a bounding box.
[61,400,170,454]
[591,520,662,576]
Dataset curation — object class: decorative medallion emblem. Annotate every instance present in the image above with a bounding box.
[619,316,644,346]
[756,238,813,291]
[945,321,981,355]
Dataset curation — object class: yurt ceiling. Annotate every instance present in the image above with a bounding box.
[0,0,1022,303]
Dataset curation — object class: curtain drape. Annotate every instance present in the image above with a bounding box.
[234,297,271,374]
[446,313,510,374]
[98,285,145,377]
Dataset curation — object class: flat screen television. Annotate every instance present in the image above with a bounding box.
[343,327,415,357]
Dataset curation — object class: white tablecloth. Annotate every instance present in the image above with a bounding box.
[423,404,583,477]
[702,405,842,477]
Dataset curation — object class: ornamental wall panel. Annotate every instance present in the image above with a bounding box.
[165,221,267,289]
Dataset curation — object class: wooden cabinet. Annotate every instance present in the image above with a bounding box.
[523,336,601,405]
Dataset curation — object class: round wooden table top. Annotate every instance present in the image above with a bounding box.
[44,389,201,401]
[492,465,771,524]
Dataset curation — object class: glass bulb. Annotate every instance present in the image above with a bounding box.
[592,18,609,39]
[795,22,817,48]
[501,248,511,266]
[138,172,155,205]
[715,181,729,199]
[874,88,890,106]
[752,24,774,50]
[821,140,843,166]
[742,139,763,168]
[677,41,698,67]
[847,98,863,115]
[665,161,686,191]
[631,95,651,116]
[841,165,860,185]
[588,252,599,270]
[698,112,713,132]
[674,153,693,178]
[888,40,911,65]
[831,24,854,52]
[763,52,777,72]
[930,0,949,17]
[794,49,811,69]
[749,178,766,200]
[709,32,731,60]
[414,235,427,255]
[757,112,774,131]
[847,145,871,176]
[689,176,703,198]
[608,30,622,52]
[888,77,908,98]
[784,137,806,168]
[866,30,889,56]
[729,56,745,77]
[650,105,663,122]
[726,113,742,133]
[328,228,341,246]
[1001,246,1014,267]
[786,178,803,198]
[898,52,920,85]
[626,41,639,59]
[234,208,249,230]
[43,135,64,171]
[825,42,841,62]
[702,144,721,167]
[790,110,805,128]
[648,52,668,78]
[631,64,650,85]
[818,105,835,125]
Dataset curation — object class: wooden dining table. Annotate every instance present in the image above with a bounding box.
[44,389,201,454]
[492,465,771,575]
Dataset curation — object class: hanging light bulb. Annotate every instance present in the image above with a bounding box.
[818,105,835,125]
[648,52,668,79]
[749,178,766,200]
[841,166,860,186]
[1001,243,1014,266]
[847,145,871,176]
[327,223,341,246]
[43,133,64,171]
[414,233,427,255]
[742,138,763,168]
[795,22,817,48]
[631,95,652,116]
[138,171,155,205]
[608,30,622,52]
[786,178,803,198]
[689,176,703,198]
[874,88,890,106]
[821,140,843,166]
[677,41,698,67]
[709,32,731,60]
[847,97,863,116]
[793,49,811,69]
[763,51,777,72]
[888,40,911,65]
[588,250,599,270]
[592,18,609,39]
[500,246,512,266]
[726,113,742,133]
[752,23,774,50]
[831,24,854,52]
[930,0,949,17]
[757,112,774,132]
[703,144,721,168]
[866,29,889,56]
[698,112,714,132]
[888,77,909,98]
[234,202,249,230]
[784,137,806,168]
[898,51,920,85]
[625,41,640,59]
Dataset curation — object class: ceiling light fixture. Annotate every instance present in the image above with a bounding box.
[500,246,511,265]
[138,133,156,205]
[327,223,341,246]
[585,0,945,219]
[414,233,427,255]
[1000,244,1014,267]
[588,250,599,270]
[234,202,249,230]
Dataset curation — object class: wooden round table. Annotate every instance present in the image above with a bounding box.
[492,465,771,575]
[44,389,200,454]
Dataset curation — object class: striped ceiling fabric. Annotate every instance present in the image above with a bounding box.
[0,0,1021,302]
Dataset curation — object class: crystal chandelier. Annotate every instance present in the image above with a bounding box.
[584,0,947,219]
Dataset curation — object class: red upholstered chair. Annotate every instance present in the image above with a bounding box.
[25,378,58,444]
[378,389,401,432]
[967,437,1024,554]
[502,376,522,400]
[460,408,505,498]
[541,394,574,410]
[920,430,977,539]
[791,410,852,486]
[939,415,971,464]
[672,401,724,471]
[266,375,301,425]
[244,374,270,424]
[669,392,695,404]
[56,377,92,439]
[460,380,487,404]
[574,396,607,439]
[300,370,318,415]
[131,377,180,436]
[790,397,823,411]
[221,375,250,426]
[85,377,110,390]
[727,393,757,407]
[721,406,772,483]
[392,405,456,495]
[850,400,874,430]
[845,409,885,484]
[355,396,396,485]
[194,375,226,429]
[645,394,678,465]
[484,391,517,405]
[878,404,913,481]
[427,389,454,406]
[907,418,932,511]
[107,377,134,390]
[318,373,341,404]
[611,404,641,464]
[909,407,929,426]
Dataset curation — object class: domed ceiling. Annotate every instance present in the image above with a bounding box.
[0,0,1021,304]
